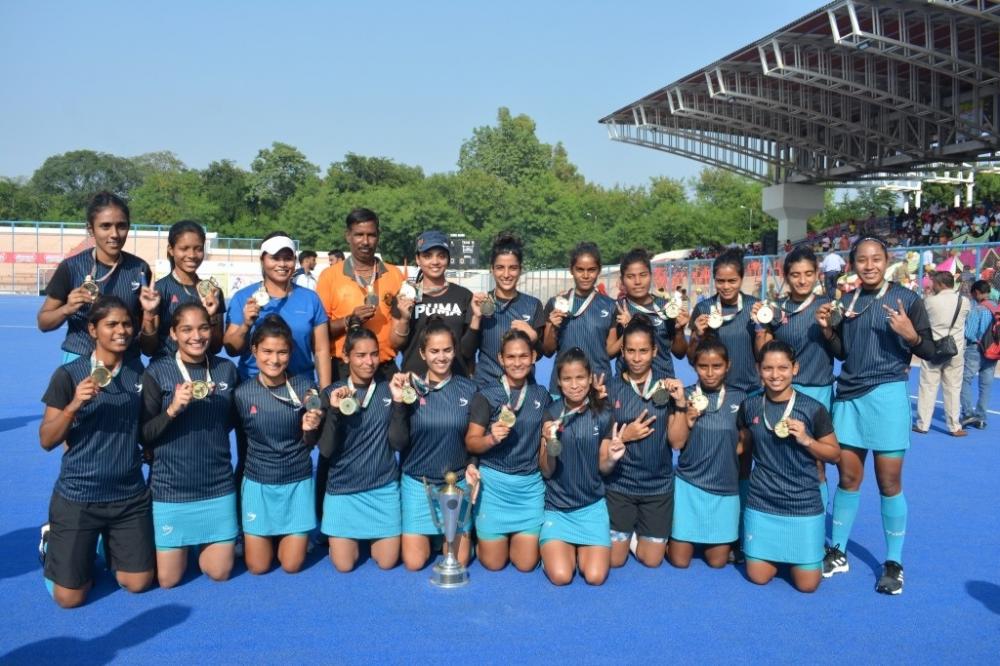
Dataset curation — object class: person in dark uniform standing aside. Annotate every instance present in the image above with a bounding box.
[38,296,154,608]
[37,191,160,362]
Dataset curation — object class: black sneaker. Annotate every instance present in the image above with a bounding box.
[38,523,50,565]
[822,545,849,578]
[876,560,904,595]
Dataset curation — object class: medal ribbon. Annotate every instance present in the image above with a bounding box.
[411,374,452,396]
[553,402,586,433]
[625,297,668,322]
[88,248,121,288]
[565,289,597,318]
[487,289,514,314]
[778,293,816,317]
[692,383,726,413]
[501,376,528,413]
[844,281,890,318]
[348,377,377,410]
[174,352,213,388]
[712,293,743,323]
[258,373,302,407]
[90,353,122,379]
[761,391,796,433]
[627,373,659,401]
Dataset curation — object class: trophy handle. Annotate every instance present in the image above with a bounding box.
[422,476,445,532]
[457,482,473,528]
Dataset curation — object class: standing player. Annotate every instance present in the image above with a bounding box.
[667,339,745,569]
[318,327,404,572]
[473,232,546,388]
[538,348,616,586]
[466,329,552,572]
[39,296,154,608]
[739,340,840,593]
[607,248,689,378]
[152,220,224,359]
[37,191,159,362]
[818,236,935,595]
[392,319,480,570]
[604,317,685,568]
[236,316,323,575]
[541,242,616,395]
[141,303,239,587]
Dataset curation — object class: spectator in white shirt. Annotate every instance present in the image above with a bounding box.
[293,250,318,290]
[820,251,846,297]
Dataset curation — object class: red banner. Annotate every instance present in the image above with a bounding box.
[0,252,64,264]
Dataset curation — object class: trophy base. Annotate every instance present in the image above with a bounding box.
[430,561,469,588]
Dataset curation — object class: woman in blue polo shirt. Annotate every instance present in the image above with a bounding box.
[141,303,239,587]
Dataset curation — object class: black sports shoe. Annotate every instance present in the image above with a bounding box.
[876,560,904,595]
[38,523,50,565]
[822,545,849,578]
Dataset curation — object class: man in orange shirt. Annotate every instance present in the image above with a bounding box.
[315,207,405,381]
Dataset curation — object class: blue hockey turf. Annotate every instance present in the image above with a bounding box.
[1,295,998,663]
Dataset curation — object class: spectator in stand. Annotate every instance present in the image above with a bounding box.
[960,279,997,430]
[914,272,970,437]
[820,251,846,298]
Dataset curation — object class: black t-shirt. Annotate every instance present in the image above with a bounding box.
[391,283,479,377]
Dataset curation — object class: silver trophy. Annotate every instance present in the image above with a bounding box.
[423,471,472,588]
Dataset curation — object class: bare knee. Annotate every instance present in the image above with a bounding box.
[118,571,154,593]
[373,552,398,570]
[246,559,272,575]
[279,556,305,574]
[511,554,538,572]
[638,550,664,568]
[53,586,88,609]
[705,555,728,569]
[202,562,233,582]
[668,550,691,569]
[583,566,608,586]
[157,571,183,588]
[545,566,574,586]
[746,566,774,586]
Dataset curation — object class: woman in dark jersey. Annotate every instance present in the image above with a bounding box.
[39,296,153,607]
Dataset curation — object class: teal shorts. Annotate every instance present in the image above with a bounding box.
[241,477,316,537]
[401,474,472,536]
[793,383,833,411]
[832,381,910,451]
[153,493,238,550]
[540,499,611,547]
[671,476,739,545]
[61,351,82,365]
[474,466,544,540]
[321,480,401,540]
[742,507,824,566]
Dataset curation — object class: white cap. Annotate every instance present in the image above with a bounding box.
[260,236,295,256]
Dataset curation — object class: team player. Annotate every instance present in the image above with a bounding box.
[391,230,485,377]
[141,303,239,587]
[541,242,616,395]
[317,327,404,572]
[37,191,159,362]
[473,232,546,388]
[152,220,225,358]
[607,248,689,378]
[753,247,835,508]
[667,339,745,569]
[604,316,686,568]
[390,318,480,570]
[236,316,322,575]
[818,236,935,595]
[738,340,841,593]
[538,348,617,586]
[466,329,552,572]
[38,296,154,608]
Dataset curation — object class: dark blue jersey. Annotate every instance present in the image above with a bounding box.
[738,392,834,517]
[834,283,931,400]
[41,356,146,503]
[474,292,545,387]
[399,376,478,484]
[676,386,745,496]
[142,356,238,502]
[605,375,674,496]
[226,281,329,380]
[616,296,680,379]
[692,293,760,393]
[544,291,616,393]
[543,401,611,511]
[235,374,316,485]
[44,250,150,359]
[469,380,551,475]
[321,379,399,495]
[768,295,835,387]
[153,273,226,359]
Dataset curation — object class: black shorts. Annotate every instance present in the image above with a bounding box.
[44,488,155,589]
[606,489,673,540]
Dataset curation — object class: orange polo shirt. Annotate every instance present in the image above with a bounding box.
[316,258,404,362]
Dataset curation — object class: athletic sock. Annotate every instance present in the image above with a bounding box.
[830,488,861,550]
[44,577,55,598]
[819,481,829,512]
[880,492,907,563]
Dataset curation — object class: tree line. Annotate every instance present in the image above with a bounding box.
[2,107,994,268]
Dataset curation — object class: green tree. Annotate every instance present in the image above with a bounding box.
[129,171,214,226]
[326,153,424,193]
[130,151,186,178]
[458,108,553,185]
[30,150,142,213]
[201,159,251,234]
[247,142,319,217]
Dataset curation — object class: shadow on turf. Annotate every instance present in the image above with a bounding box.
[0,415,39,434]
[1,603,192,664]
[966,580,1000,616]
[0,528,43,580]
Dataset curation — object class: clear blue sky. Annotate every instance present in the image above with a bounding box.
[0,0,813,188]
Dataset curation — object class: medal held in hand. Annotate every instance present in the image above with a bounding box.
[479,295,496,317]
[498,405,517,427]
[708,308,724,329]
[651,381,671,407]
[253,287,270,307]
[398,281,418,301]
[90,362,112,388]
[756,302,775,325]
[365,284,379,307]
[774,419,790,438]
[828,302,844,327]
[303,389,323,412]
[197,278,218,298]
[401,384,418,405]
[339,395,358,415]
[191,380,211,400]
[81,275,100,298]
[663,301,680,319]
[554,295,572,314]
[691,393,710,412]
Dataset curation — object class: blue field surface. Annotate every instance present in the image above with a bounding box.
[0,295,997,663]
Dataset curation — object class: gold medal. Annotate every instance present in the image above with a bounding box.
[756,302,775,325]
[253,287,270,307]
[303,389,323,412]
[401,385,418,405]
[498,406,517,427]
[479,296,496,317]
[365,285,379,307]
[774,419,790,438]
[81,275,100,298]
[196,278,218,298]
[828,303,843,327]
[191,380,211,399]
[90,363,112,388]
[339,395,358,415]
[691,393,710,412]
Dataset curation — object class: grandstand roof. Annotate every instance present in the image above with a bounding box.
[600,0,1000,185]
